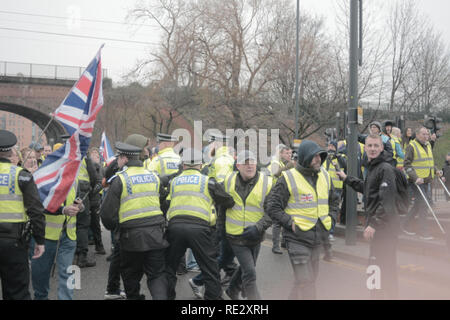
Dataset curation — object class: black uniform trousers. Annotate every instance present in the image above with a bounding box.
[76,187,90,255]
[166,222,222,300]
[120,248,168,300]
[0,239,31,300]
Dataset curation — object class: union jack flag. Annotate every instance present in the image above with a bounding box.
[34,46,104,212]
[100,131,115,165]
[300,194,314,202]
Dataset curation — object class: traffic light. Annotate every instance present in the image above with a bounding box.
[424,115,443,137]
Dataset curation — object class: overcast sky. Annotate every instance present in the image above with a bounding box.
[1,0,450,85]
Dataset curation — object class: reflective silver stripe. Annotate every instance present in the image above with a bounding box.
[284,170,300,203]
[319,215,330,222]
[158,157,165,176]
[122,192,159,204]
[244,206,264,213]
[260,174,269,209]
[168,205,210,218]
[171,190,210,202]
[226,216,247,227]
[226,172,238,192]
[232,205,243,211]
[0,213,26,220]
[0,194,23,201]
[46,221,64,229]
[413,166,433,169]
[121,207,161,219]
[411,142,433,162]
[67,222,76,229]
[290,214,318,223]
[287,203,318,209]
[320,167,331,191]
[318,199,328,205]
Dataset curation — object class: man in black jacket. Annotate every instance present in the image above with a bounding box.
[443,152,450,201]
[336,134,400,299]
[0,130,46,300]
[100,142,170,300]
[266,140,339,300]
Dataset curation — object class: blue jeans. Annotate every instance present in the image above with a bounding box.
[30,231,77,300]
[186,248,199,270]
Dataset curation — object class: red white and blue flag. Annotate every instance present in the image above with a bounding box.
[34,45,104,212]
[100,131,115,165]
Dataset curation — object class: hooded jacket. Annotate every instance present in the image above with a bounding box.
[344,151,400,233]
[266,140,340,248]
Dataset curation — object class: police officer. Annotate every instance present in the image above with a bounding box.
[100,142,169,300]
[267,140,339,300]
[165,148,235,300]
[203,134,235,183]
[147,133,181,177]
[0,130,46,299]
[224,150,273,300]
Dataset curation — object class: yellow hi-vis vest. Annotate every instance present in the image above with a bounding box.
[44,181,78,241]
[282,167,332,231]
[209,146,235,183]
[0,162,27,223]
[78,158,90,183]
[224,172,272,236]
[149,148,180,177]
[410,139,435,179]
[326,158,343,190]
[167,169,215,226]
[117,167,163,224]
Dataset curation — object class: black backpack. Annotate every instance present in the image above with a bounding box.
[394,168,410,215]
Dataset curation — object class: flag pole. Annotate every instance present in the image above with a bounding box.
[22,115,56,167]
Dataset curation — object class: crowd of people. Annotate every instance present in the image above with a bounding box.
[0,118,448,300]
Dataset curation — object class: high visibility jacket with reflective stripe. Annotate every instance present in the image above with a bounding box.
[117,167,163,223]
[167,169,216,225]
[45,181,78,241]
[224,172,272,236]
[209,147,235,183]
[282,167,332,231]
[326,158,343,189]
[0,162,27,223]
[78,158,90,182]
[149,148,180,177]
[267,158,285,181]
[410,140,435,179]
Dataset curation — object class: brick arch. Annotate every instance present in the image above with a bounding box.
[0,101,66,143]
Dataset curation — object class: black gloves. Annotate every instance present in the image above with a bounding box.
[242,225,260,240]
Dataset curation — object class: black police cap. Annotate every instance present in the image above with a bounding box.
[115,142,142,156]
[0,130,17,152]
[208,134,229,143]
[157,133,178,142]
[60,134,71,141]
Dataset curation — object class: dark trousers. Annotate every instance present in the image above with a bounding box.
[368,230,398,300]
[403,183,430,236]
[106,235,121,294]
[0,239,31,300]
[229,243,261,300]
[272,221,282,248]
[89,202,103,247]
[166,223,222,300]
[217,227,237,276]
[120,248,168,300]
[286,241,320,300]
[76,193,90,255]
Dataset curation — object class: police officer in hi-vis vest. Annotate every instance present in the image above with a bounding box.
[100,142,170,300]
[267,140,339,300]
[146,133,181,177]
[0,130,46,300]
[165,148,235,300]
[224,150,273,300]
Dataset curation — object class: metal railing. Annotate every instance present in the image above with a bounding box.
[0,61,107,81]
